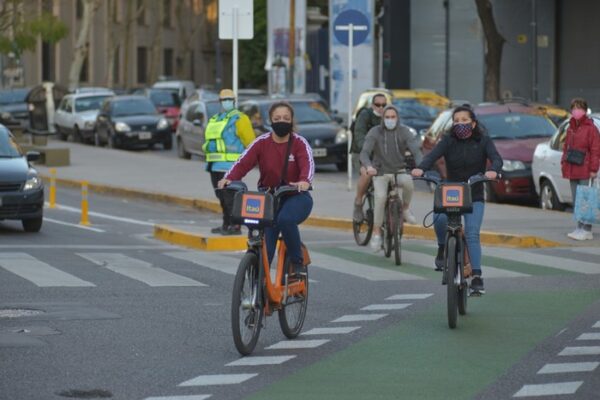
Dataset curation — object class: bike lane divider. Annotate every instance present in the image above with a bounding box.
[513,381,583,397]
[226,355,297,366]
[265,340,330,350]
[178,374,258,387]
[301,327,361,335]
[145,395,213,400]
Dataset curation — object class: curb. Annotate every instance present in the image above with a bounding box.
[41,175,565,249]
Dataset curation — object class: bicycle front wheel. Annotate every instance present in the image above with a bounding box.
[392,203,403,266]
[383,204,392,257]
[458,237,468,315]
[353,194,373,246]
[446,236,458,329]
[231,252,263,355]
[278,262,309,339]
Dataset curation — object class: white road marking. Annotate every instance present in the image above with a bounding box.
[178,373,258,387]
[386,293,433,301]
[577,332,600,340]
[302,326,361,335]
[486,247,600,274]
[594,321,600,328]
[538,362,599,374]
[77,253,206,287]
[310,251,423,281]
[164,251,240,275]
[513,381,582,397]
[0,253,95,287]
[266,339,330,350]
[49,203,155,226]
[145,395,212,400]
[559,346,600,356]
[361,303,411,311]
[0,245,177,250]
[43,217,106,232]
[571,247,600,256]
[332,314,387,323]
[226,355,296,366]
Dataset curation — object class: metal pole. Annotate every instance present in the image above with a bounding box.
[347,24,354,191]
[288,0,296,93]
[233,7,239,96]
[444,0,450,97]
[531,0,538,101]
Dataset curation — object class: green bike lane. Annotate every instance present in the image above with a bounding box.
[246,244,600,400]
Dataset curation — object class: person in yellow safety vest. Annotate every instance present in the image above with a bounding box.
[204,88,255,235]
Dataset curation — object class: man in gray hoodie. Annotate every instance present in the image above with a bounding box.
[359,105,423,251]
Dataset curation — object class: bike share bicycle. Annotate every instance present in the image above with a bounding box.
[225,182,310,355]
[414,171,497,329]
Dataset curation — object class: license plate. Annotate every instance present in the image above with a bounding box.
[138,131,152,140]
[312,148,327,157]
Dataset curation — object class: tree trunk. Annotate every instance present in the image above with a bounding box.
[105,0,116,87]
[174,1,200,79]
[68,0,100,90]
[123,0,146,89]
[475,0,505,101]
[148,0,163,83]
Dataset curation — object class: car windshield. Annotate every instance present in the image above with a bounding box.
[111,99,157,116]
[75,95,111,112]
[393,99,439,120]
[0,89,28,105]
[149,90,181,107]
[0,129,22,157]
[289,101,333,124]
[478,113,556,139]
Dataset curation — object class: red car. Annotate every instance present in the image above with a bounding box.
[137,89,181,132]
[421,101,557,202]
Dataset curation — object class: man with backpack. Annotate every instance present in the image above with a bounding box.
[352,93,387,221]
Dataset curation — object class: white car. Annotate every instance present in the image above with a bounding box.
[55,89,114,143]
[152,80,196,102]
[532,114,600,210]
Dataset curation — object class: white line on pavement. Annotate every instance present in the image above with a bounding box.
[576,332,600,340]
[386,293,433,301]
[226,356,296,366]
[559,346,600,356]
[48,203,155,226]
[538,362,599,374]
[0,245,176,249]
[178,373,258,387]
[592,320,600,328]
[145,395,212,400]
[302,326,361,335]
[163,251,240,275]
[485,247,600,275]
[513,381,583,397]
[361,304,411,311]
[332,314,387,323]
[265,339,330,350]
[0,253,95,287]
[44,217,106,232]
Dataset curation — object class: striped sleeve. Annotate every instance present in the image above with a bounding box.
[225,133,269,181]
[294,133,315,184]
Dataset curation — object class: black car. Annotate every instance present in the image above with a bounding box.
[0,88,30,128]
[239,96,348,171]
[393,98,439,135]
[0,125,44,232]
[94,96,172,149]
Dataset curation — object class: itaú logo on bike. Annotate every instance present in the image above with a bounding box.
[442,186,464,207]
[241,195,265,219]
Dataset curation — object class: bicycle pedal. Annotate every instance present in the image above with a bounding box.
[469,290,483,297]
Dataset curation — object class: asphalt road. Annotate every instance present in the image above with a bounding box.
[0,187,599,400]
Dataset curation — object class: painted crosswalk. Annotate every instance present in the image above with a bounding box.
[513,381,583,397]
[0,253,95,287]
[537,362,599,374]
[163,251,240,275]
[486,247,600,275]
[178,374,257,387]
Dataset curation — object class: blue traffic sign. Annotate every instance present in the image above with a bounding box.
[333,9,370,47]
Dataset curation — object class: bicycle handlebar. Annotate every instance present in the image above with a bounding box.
[413,171,499,187]
[220,181,312,199]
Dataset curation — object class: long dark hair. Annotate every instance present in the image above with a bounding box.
[451,104,485,139]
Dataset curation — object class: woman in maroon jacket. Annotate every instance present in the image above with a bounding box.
[561,98,600,240]
[219,101,314,274]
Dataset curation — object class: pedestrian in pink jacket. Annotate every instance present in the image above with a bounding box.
[561,98,600,240]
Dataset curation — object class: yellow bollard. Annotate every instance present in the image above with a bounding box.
[48,168,56,208]
[79,181,90,226]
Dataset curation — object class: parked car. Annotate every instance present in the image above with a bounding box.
[391,89,450,134]
[239,95,348,170]
[152,80,196,101]
[175,98,221,160]
[54,89,114,143]
[0,125,44,232]
[532,114,600,210]
[134,88,181,132]
[0,87,30,128]
[352,88,393,121]
[93,96,172,150]
[421,101,557,202]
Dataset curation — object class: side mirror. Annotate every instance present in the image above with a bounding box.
[192,119,202,127]
[26,151,40,162]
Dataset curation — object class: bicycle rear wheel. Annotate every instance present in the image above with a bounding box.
[458,237,468,315]
[446,236,458,329]
[353,193,373,246]
[278,260,309,339]
[383,204,392,257]
[231,252,263,355]
[392,203,403,266]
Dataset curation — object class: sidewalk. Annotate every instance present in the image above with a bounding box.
[34,141,597,249]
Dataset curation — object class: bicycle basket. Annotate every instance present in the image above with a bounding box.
[433,183,473,214]
[231,191,275,228]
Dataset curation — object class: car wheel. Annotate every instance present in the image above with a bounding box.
[163,134,173,150]
[177,137,191,159]
[22,217,43,232]
[540,180,566,211]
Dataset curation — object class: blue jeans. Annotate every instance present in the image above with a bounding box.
[434,201,485,276]
[266,192,313,266]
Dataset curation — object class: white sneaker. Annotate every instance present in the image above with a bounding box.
[569,229,592,241]
[567,229,582,240]
[370,235,382,251]
[404,209,417,225]
[582,231,593,240]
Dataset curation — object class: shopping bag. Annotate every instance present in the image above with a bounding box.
[573,179,600,225]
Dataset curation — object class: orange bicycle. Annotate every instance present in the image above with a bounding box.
[225,182,310,356]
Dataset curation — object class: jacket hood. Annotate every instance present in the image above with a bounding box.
[380,105,400,130]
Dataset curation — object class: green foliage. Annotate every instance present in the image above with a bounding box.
[239,0,267,89]
[0,10,68,57]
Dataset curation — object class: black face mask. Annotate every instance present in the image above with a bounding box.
[272,121,292,137]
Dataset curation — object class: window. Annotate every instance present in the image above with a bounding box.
[137,47,148,84]
[75,96,112,113]
[478,113,556,140]
[163,0,172,28]
[137,0,147,25]
[185,102,203,122]
[111,99,156,117]
[163,48,173,77]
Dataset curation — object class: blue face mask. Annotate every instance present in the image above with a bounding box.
[221,100,235,112]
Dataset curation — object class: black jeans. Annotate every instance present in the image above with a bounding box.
[209,170,235,227]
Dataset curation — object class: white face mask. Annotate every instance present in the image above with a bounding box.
[221,100,235,112]
[373,110,382,117]
[384,118,397,130]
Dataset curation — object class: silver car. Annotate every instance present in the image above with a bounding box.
[55,89,114,143]
[175,98,221,160]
